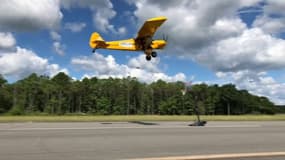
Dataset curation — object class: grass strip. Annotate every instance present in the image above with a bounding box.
[0,115,285,122]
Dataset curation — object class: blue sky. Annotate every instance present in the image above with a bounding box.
[1,0,285,104]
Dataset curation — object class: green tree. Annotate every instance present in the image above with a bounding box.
[0,75,7,87]
[159,96,179,115]
[0,72,279,115]
[0,75,12,113]
[51,72,72,114]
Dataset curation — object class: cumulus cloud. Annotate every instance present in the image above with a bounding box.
[49,31,65,56]
[0,47,68,79]
[118,27,127,36]
[263,0,285,16]
[0,0,62,31]
[92,5,116,33]
[0,1,66,56]
[60,0,124,35]
[217,71,285,105]
[0,32,16,49]
[131,0,258,54]
[252,0,285,35]
[131,0,285,73]
[52,42,65,56]
[71,53,186,83]
[71,53,126,76]
[197,28,285,72]
[128,55,160,73]
[50,31,61,41]
[253,15,285,34]
[128,0,285,104]
[61,0,106,9]
[64,22,86,33]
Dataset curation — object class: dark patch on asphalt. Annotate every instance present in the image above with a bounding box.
[129,121,158,125]
[101,122,113,125]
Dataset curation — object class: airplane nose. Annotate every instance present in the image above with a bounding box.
[158,41,167,48]
[151,40,167,49]
[160,41,167,47]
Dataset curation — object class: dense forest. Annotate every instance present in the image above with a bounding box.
[0,72,279,115]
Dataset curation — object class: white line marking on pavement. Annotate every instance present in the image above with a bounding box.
[128,151,285,160]
[0,125,261,131]
[207,125,261,128]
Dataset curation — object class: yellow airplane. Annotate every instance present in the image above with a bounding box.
[89,16,167,61]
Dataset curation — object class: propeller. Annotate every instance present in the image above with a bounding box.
[162,34,168,42]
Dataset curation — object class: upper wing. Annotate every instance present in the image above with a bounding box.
[136,16,167,39]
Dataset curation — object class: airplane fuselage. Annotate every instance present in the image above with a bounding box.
[103,39,167,52]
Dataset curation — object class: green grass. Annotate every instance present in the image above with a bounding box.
[0,115,285,122]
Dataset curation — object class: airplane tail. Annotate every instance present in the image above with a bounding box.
[89,32,106,49]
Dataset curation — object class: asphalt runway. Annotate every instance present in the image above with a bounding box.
[0,121,285,160]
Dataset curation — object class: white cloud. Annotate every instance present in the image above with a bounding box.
[130,0,259,56]
[252,1,285,35]
[60,0,108,9]
[211,18,247,37]
[50,31,61,41]
[118,27,127,35]
[128,55,160,73]
[47,64,69,77]
[71,53,125,75]
[129,0,285,104]
[64,22,86,33]
[197,28,285,72]
[71,53,186,83]
[0,32,16,49]
[0,1,66,56]
[60,0,123,34]
[264,0,285,16]
[197,27,285,104]
[52,42,65,56]
[218,71,285,105]
[0,32,67,80]
[253,15,285,34]
[49,31,65,56]
[0,47,68,79]
[0,0,62,31]
[131,0,285,73]
[216,72,228,79]
[92,5,117,33]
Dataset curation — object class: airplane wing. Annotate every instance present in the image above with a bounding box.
[136,16,167,39]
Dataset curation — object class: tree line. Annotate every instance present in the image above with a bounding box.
[0,72,279,115]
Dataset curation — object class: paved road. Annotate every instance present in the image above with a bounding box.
[0,121,285,160]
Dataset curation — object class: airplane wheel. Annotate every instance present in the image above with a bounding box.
[146,55,151,61]
[151,51,157,58]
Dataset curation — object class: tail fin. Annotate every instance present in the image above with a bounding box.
[89,32,106,49]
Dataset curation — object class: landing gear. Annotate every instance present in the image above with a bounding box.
[146,55,151,61]
[92,48,97,53]
[144,50,156,61]
[151,51,157,58]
